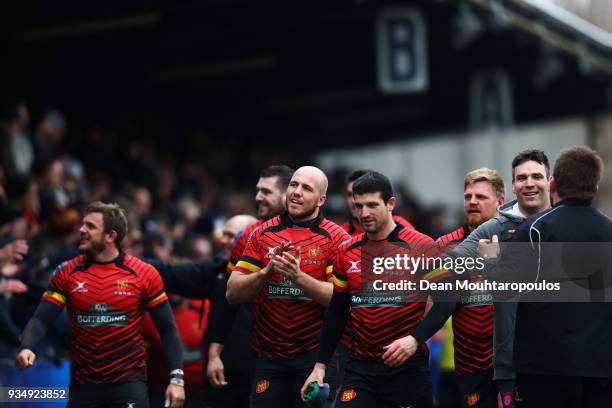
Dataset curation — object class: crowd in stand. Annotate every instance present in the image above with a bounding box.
[0,101,439,365]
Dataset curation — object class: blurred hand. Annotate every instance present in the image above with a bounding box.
[1,262,22,277]
[15,349,36,370]
[164,384,185,408]
[382,335,418,367]
[300,362,326,401]
[478,235,500,259]
[0,279,28,294]
[207,354,227,388]
[0,240,29,263]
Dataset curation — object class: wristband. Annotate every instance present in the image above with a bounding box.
[170,377,185,387]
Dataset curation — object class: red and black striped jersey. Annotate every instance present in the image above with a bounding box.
[332,224,449,362]
[42,253,168,384]
[341,214,415,237]
[437,225,493,375]
[234,212,350,358]
[226,219,264,273]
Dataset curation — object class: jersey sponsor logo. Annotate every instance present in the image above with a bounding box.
[348,260,361,273]
[466,393,480,406]
[340,389,356,402]
[94,303,109,313]
[76,311,129,327]
[267,282,308,300]
[351,292,405,308]
[460,275,492,307]
[255,380,269,394]
[72,281,88,293]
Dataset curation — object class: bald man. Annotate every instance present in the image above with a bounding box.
[219,214,258,259]
[227,166,351,408]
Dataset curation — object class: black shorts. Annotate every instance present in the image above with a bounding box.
[516,373,612,408]
[457,369,497,408]
[335,358,432,408]
[251,350,338,408]
[68,380,149,408]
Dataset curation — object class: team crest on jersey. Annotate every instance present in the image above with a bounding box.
[115,279,133,296]
[341,389,356,402]
[466,393,480,406]
[255,380,269,394]
[309,247,320,258]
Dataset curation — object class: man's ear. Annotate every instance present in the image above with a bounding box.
[107,230,118,244]
[549,176,556,194]
[317,194,327,208]
[387,196,396,212]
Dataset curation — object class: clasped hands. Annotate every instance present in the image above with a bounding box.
[265,241,303,284]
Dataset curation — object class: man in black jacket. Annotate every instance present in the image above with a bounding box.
[482,146,612,408]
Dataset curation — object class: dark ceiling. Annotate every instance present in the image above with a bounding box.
[2,1,611,152]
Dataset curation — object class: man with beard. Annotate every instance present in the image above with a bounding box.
[206,165,293,408]
[410,151,552,408]
[342,169,415,236]
[16,201,185,408]
[301,171,452,408]
[227,166,351,408]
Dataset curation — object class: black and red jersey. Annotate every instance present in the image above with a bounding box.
[43,253,168,384]
[341,214,415,237]
[234,212,350,358]
[226,219,264,273]
[332,224,449,362]
[437,225,494,375]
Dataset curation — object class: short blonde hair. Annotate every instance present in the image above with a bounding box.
[464,168,505,198]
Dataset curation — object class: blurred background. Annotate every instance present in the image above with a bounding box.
[1,0,611,405]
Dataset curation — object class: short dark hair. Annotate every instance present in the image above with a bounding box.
[352,171,394,203]
[553,146,603,200]
[260,165,294,191]
[512,149,550,180]
[85,201,128,247]
[345,169,372,185]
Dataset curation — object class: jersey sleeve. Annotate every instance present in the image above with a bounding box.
[142,264,169,310]
[42,261,70,308]
[326,227,351,280]
[234,227,264,275]
[332,248,350,294]
[226,228,249,273]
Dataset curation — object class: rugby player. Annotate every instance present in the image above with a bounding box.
[301,171,451,407]
[227,166,350,408]
[16,201,185,408]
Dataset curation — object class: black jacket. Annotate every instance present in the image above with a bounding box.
[507,198,612,378]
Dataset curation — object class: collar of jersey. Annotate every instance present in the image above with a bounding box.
[554,198,592,207]
[280,212,323,229]
[363,223,404,243]
[85,251,125,265]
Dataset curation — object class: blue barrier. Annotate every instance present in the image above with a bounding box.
[0,359,70,408]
